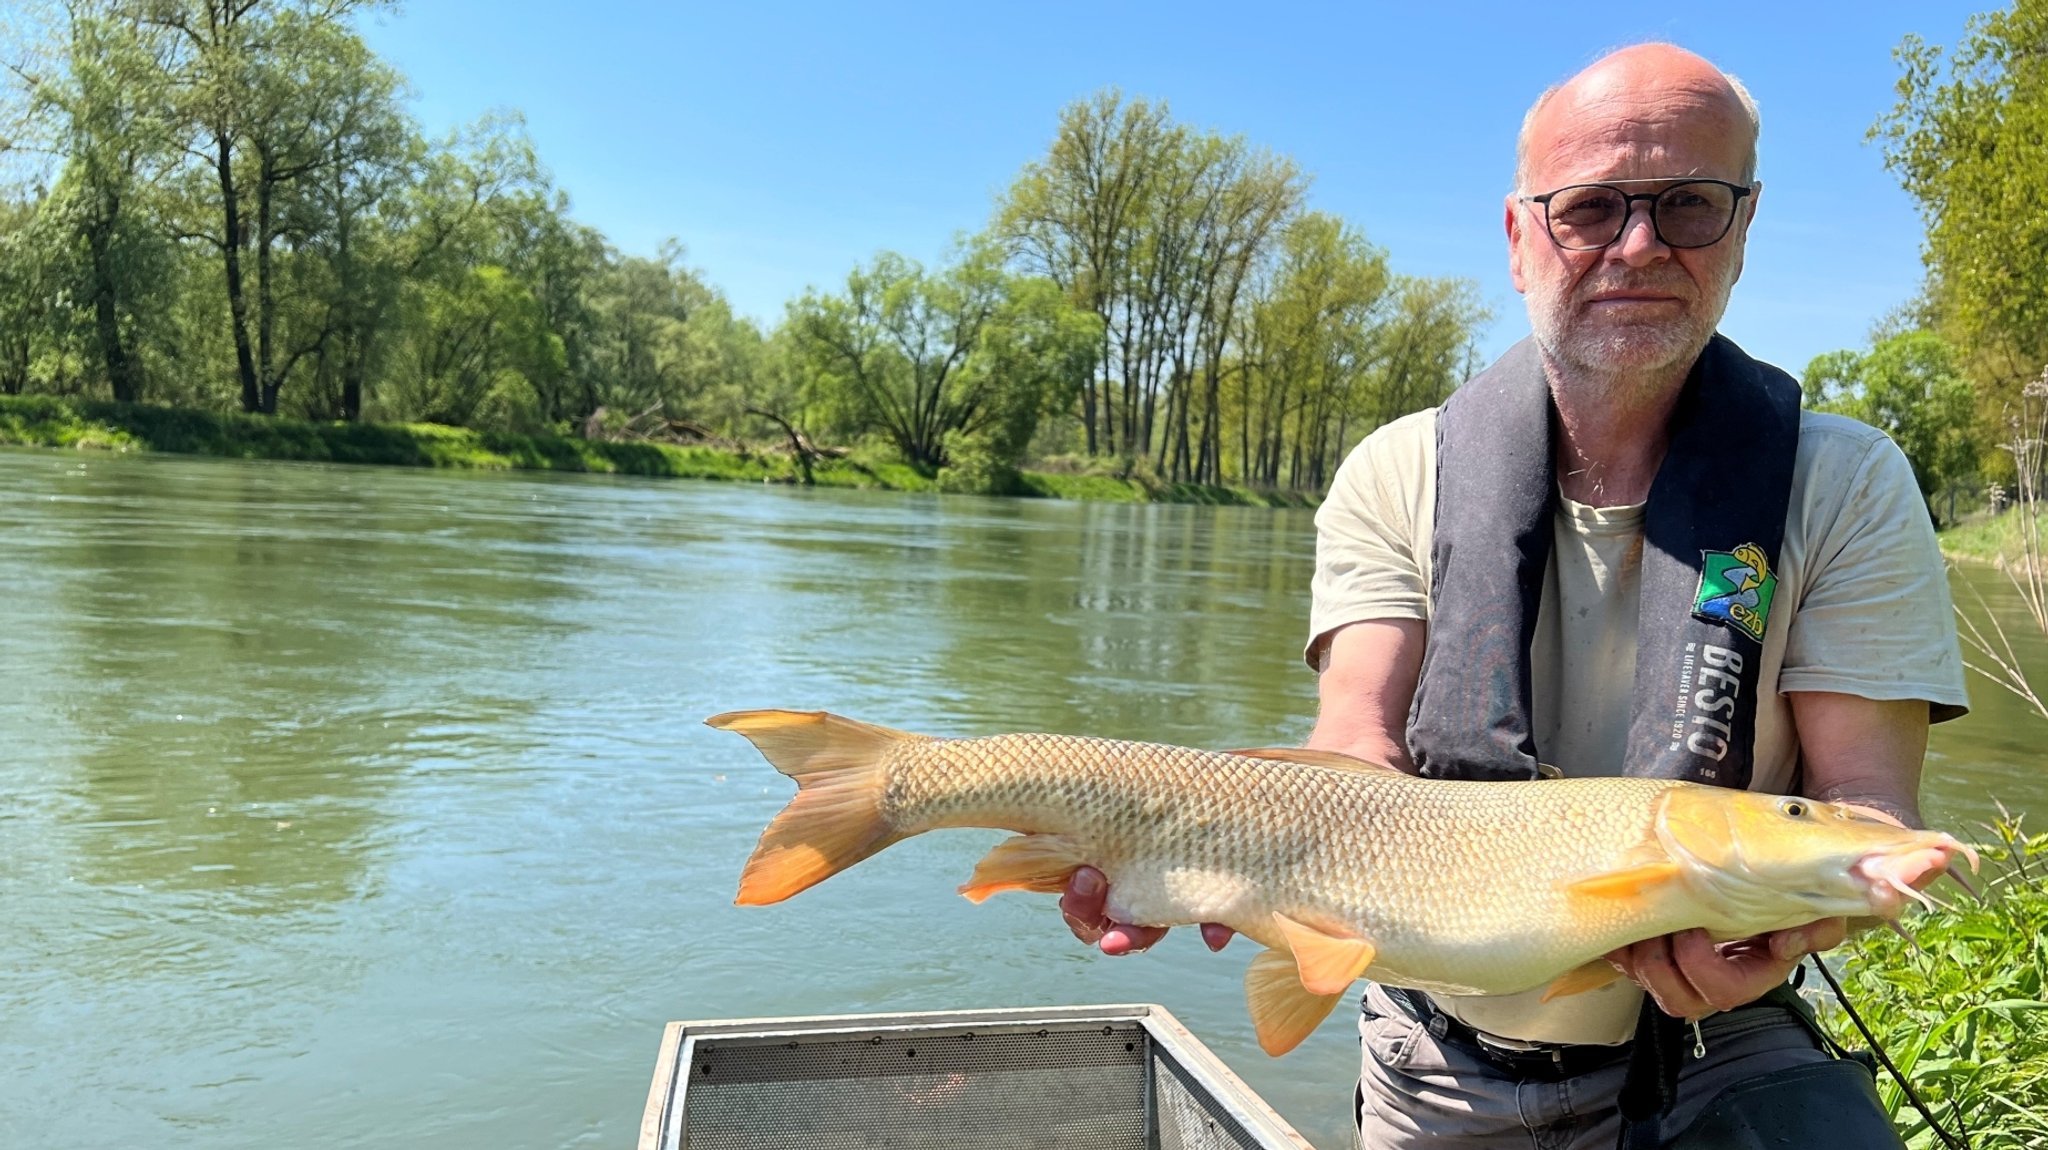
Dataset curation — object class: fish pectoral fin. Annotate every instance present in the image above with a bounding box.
[1270,912,1377,996]
[1224,747,1400,773]
[1245,948,1346,1057]
[958,834,1088,905]
[1561,861,1684,900]
[1540,960,1625,1002]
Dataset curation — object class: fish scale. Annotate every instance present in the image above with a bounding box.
[711,709,1973,1055]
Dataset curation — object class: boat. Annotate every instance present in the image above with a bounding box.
[638,1002,1317,1149]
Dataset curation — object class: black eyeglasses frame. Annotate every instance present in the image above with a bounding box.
[1518,178,1756,251]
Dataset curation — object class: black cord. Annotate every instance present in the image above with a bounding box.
[1809,955,1969,1150]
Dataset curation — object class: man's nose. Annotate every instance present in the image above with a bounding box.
[1606,202,1670,267]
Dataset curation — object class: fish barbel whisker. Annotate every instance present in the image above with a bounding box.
[1887,876,1940,914]
[1882,917,1924,956]
[1943,867,1983,903]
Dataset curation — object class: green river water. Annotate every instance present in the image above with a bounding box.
[0,448,2039,1150]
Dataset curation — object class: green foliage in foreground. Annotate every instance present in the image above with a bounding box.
[1819,812,2048,1149]
[0,395,1313,506]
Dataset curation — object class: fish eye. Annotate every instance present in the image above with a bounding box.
[1779,800,1808,818]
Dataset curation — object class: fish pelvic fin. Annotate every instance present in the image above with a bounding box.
[1270,912,1377,996]
[1225,747,1401,773]
[1561,861,1683,901]
[1245,948,1346,1056]
[707,709,924,906]
[1540,960,1625,1003]
[959,834,1088,904]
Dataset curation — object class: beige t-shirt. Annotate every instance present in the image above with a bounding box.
[1308,406,1969,1045]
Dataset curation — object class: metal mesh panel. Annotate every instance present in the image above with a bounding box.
[680,1024,1151,1150]
[1151,1048,1266,1150]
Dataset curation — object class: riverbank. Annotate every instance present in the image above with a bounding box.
[1936,511,2044,565]
[0,395,1315,508]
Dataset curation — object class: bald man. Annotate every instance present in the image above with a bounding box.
[1064,44,1964,1149]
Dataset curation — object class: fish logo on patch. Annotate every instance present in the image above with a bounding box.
[1692,542,1776,643]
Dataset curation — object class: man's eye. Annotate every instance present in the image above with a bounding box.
[1661,191,1711,211]
[1555,196,1620,223]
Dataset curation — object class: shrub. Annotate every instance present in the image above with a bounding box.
[1818,810,2048,1149]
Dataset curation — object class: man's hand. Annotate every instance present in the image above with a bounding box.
[1059,867,1234,955]
[1607,918,1846,1021]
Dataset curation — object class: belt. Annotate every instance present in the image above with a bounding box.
[1383,986,1634,1082]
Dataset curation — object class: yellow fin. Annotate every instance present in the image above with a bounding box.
[1245,948,1346,1056]
[1540,960,1625,1002]
[958,834,1088,904]
[707,709,923,905]
[1225,747,1399,773]
[1562,861,1684,900]
[1271,912,1377,995]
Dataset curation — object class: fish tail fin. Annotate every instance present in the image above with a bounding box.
[707,709,923,905]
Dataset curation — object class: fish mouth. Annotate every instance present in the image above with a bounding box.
[1853,834,1980,918]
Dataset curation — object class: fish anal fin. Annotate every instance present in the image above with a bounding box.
[1540,960,1625,1002]
[1226,747,1399,773]
[710,709,914,906]
[1245,948,1346,1056]
[1562,861,1684,901]
[1271,912,1377,996]
[959,834,1088,904]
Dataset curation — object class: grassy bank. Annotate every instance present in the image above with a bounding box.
[1938,512,2045,565]
[0,395,1314,507]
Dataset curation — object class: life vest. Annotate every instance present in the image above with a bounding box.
[1405,334,1803,787]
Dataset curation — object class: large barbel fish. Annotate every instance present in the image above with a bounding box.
[710,709,1975,1055]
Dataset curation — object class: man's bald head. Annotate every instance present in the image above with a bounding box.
[1514,44,1760,192]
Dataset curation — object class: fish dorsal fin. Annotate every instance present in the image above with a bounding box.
[1271,912,1377,996]
[958,834,1088,904]
[1244,948,1347,1056]
[1540,959,1625,1002]
[1561,860,1683,900]
[1226,747,1400,773]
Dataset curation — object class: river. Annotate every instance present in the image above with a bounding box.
[0,448,2036,1150]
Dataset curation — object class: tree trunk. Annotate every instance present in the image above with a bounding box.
[256,155,279,414]
[84,192,141,404]
[216,131,260,413]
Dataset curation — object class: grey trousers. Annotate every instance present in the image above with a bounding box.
[1354,982,1864,1150]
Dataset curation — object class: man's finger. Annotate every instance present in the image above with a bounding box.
[1200,923,1235,952]
[1632,931,1714,1020]
[1060,866,1110,944]
[1100,923,1168,956]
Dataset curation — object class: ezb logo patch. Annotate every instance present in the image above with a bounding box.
[1692,542,1777,643]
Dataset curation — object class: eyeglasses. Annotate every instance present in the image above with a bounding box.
[1518,179,1754,251]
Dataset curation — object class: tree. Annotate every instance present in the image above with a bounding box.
[147,0,398,413]
[1803,331,1980,521]
[1877,0,2048,404]
[4,1,182,402]
[787,250,1095,475]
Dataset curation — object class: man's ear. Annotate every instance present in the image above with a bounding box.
[1505,195,1528,293]
[1731,180,1763,283]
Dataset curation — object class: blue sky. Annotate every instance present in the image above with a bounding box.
[357,1,1987,374]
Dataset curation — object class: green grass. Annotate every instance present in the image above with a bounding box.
[1938,513,2046,564]
[1017,466,1318,507]
[0,394,1318,505]
[1818,811,2048,1149]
